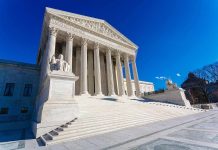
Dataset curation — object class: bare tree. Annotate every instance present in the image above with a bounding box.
[194,62,218,83]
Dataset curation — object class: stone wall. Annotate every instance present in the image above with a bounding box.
[0,59,40,130]
[145,88,191,107]
[192,103,218,109]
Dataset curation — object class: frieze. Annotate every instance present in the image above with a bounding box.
[50,18,84,36]
[49,18,135,55]
[48,13,136,50]
[60,15,127,44]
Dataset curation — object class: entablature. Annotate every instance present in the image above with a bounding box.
[48,17,136,55]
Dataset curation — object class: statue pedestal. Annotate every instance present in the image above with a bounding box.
[178,88,191,107]
[32,71,79,138]
[146,88,191,107]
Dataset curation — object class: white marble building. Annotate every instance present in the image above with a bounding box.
[123,79,154,95]
[37,7,141,97]
[33,8,144,136]
[0,8,154,137]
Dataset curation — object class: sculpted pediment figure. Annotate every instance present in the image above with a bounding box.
[46,7,138,49]
[166,79,178,90]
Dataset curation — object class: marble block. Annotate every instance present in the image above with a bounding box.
[32,71,79,138]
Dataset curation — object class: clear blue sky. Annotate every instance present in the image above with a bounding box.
[0,0,218,89]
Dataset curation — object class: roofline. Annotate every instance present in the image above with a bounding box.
[46,7,105,23]
[0,59,40,70]
[45,7,138,49]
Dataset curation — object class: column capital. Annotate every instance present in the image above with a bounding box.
[81,38,88,46]
[106,47,112,54]
[115,50,121,55]
[94,42,99,49]
[49,27,58,37]
[129,55,136,61]
[124,53,130,59]
[66,32,75,41]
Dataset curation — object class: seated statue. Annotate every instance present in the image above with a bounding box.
[50,55,57,71]
[166,79,178,90]
[50,54,70,72]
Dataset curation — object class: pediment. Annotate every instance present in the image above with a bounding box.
[46,7,138,49]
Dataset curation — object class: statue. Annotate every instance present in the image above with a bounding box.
[166,79,178,90]
[50,54,70,72]
[50,55,57,71]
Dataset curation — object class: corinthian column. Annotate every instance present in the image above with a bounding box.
[116,51,125,96]
[94,43,102,96]
[132,56,140,97]
[124,54,133,96]
[80,38,89,95]
[45,27,58,75]
[106,48,115,96]
[65,33,74,72]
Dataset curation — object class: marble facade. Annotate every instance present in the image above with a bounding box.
[0,7,155,138]
[37,7,141,98]
[32,7,144,137]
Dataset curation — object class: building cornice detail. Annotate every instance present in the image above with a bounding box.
[66,32,75,41]
[46,10,138,50]
[49,18,136,55]
[49,27,58,37]
[59,15,134,46]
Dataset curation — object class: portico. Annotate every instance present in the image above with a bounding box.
[37,7,141,97]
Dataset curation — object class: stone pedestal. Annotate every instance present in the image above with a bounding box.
[146,88,191,108]
[32,71,79,138]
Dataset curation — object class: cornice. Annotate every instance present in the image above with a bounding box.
[48,18,135,55]
[45,7,138,50]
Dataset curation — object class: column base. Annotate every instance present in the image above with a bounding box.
[108,92,117,97]
[118,94,128,98]
[94,93,104,97]
[80,91,91,97]
[129,95,141,100]
[108,95,117,98]
[116,95,128,103]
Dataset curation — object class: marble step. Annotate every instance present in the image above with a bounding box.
[67,112,189,128]
[51,111,195,140]
[76,113,193,125]
[40,99,203,146]
[60,117,162,133]
[65,113,182,128]
[79,107,195,117]
[47,118,159,145]
[79,105,200,115]
[147,103,204,111]
[57,117,162,137]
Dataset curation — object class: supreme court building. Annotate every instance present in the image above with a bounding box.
[0,8,154,137]
[37,8,142,97]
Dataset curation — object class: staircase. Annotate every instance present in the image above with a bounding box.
[37,97,204,145]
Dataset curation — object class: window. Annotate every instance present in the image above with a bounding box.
[20,107,28,113]
[0,107,8,114]
[23,84,32,97]
[4,83,15,96]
